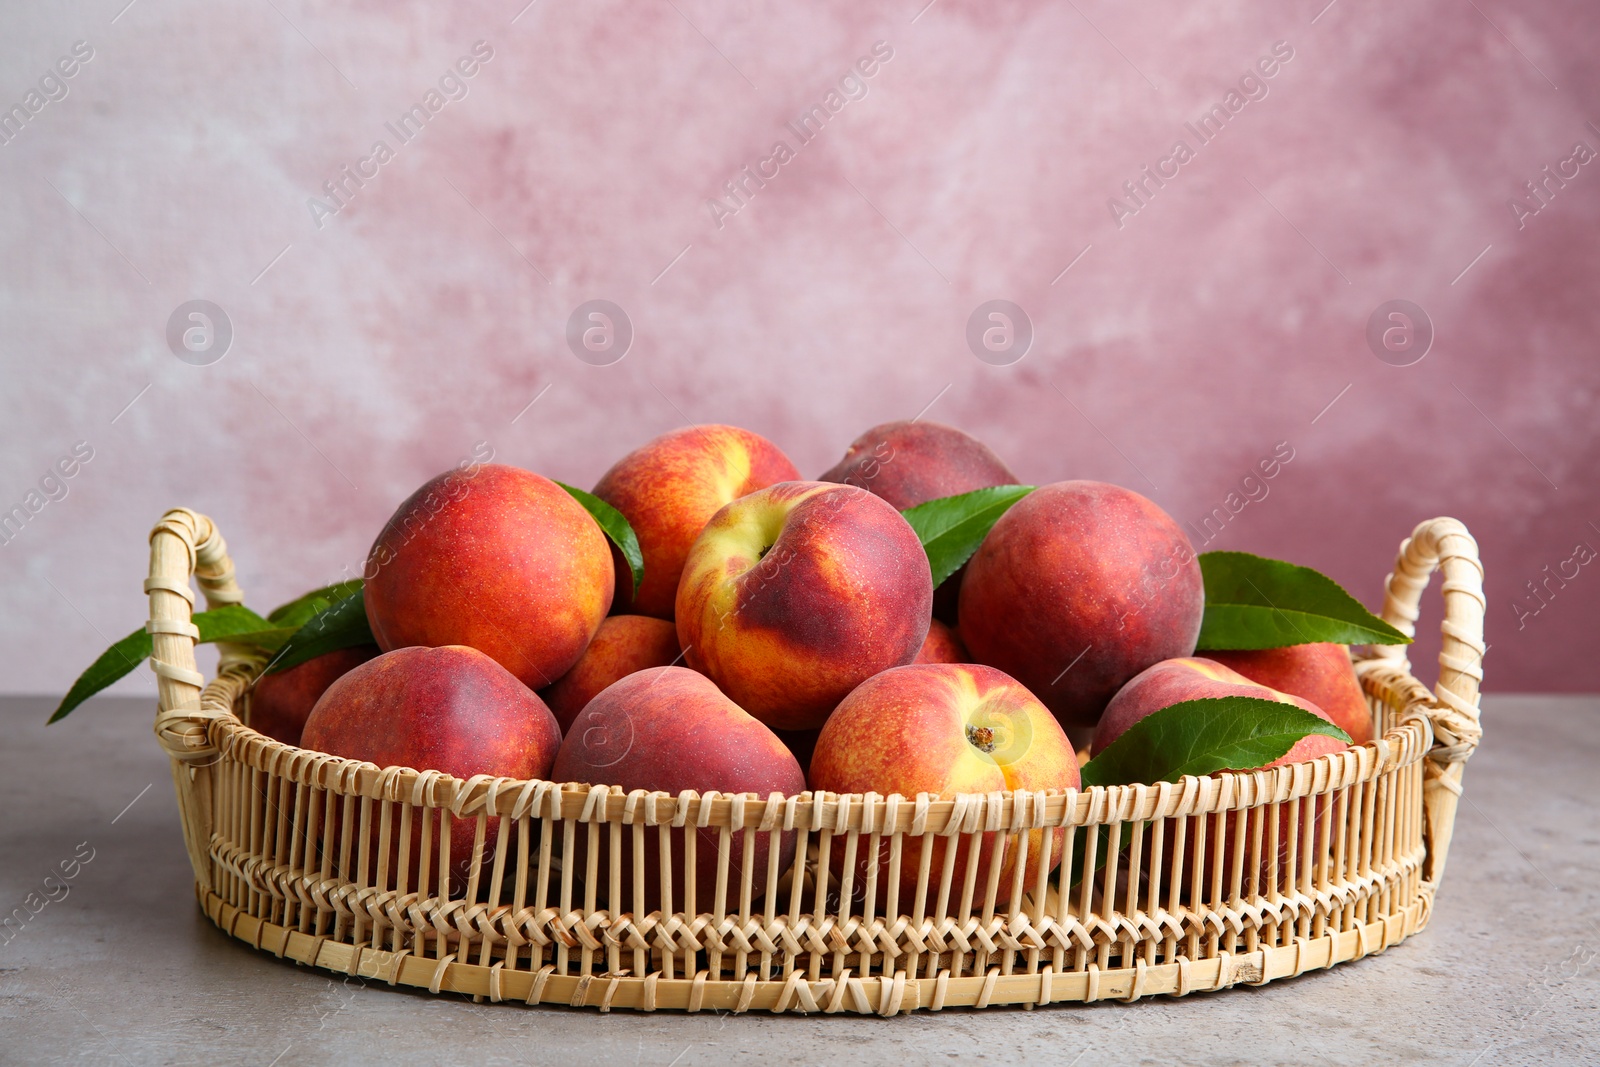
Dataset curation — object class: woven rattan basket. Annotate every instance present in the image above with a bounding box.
[144,510,1484,1014]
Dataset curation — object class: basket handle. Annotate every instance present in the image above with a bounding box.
[1372,516,1486,763]
[148,508,246,762]
[1369,516,1485,887]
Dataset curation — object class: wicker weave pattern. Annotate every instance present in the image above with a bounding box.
[146,513,1483,1012]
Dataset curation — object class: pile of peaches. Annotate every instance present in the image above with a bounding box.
[249,422,1373,896]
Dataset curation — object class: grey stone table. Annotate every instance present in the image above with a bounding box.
[3,694,1596,1066]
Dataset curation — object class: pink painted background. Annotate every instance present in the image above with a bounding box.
[1,0,1596,698]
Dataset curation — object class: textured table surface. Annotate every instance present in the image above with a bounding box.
[2,694,1596,1066]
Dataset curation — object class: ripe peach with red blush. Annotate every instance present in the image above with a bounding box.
[915,619,968,664]
[810,664,1079,914]
[362,463,613,688]
[539,615,681,732]
[301,645,562,891]
[593,425,799,618]
[960,481,1204,730]
[551,667,804,913]
[676,481,931,730]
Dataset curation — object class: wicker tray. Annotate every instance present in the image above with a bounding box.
[144,510,1484,1014]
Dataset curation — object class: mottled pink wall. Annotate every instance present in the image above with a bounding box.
[1,0,1595,697]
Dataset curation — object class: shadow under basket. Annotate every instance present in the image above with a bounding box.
[145,511,1485,1014]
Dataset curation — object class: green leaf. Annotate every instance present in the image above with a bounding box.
[1079,696,1352,789]
[263,588,375,675]
[267,579,364,628]
[49,605,294,723]
[557,481,644,595]
[49,627,151,724]
[1196,551,1411,650]
[208,625,300,651]
[193,603,298,652]
[900,485,1035,588]
[218,580,368,652]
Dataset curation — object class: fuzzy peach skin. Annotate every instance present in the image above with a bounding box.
[538,615,681,733]
[301,645,562,892]
[959,480,1204,730]
[821,420,1018,625]
[247,645,377,746]
[819,420,1018,511]
[1090,657,1349,901]
[914,619,968,664]
[1206,644,1373,744]
[676,481,932,730]
[362,464,613,688]
[593,425,799,618]
[551,667,804,914]
[810,664,1079,916]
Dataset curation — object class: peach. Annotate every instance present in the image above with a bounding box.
[676,481,932,730]
[914,619,968,664]
[363,463,613,688]
[301,645,562,891]
[820,420,1018,511]
[810,664,1079,916]
[593,425,799,618]
[538,615,681,733]
[247,645,376,746]
[1090,657,1349,900]
[959,481,1203,730]
[821,420,1017,623]
[1206,644,1374,744]
[551,667,804,914]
